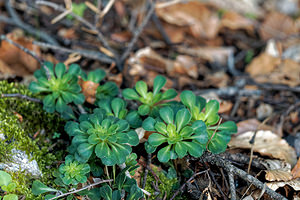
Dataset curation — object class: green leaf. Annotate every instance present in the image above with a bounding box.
[205,100,219,120]
[175,142,188,158]
[55,63,66,79]
[154,122,168,135]
[111,98,125,117]
[122,88,140,100]
[56,97,68,113]
[135,81,148,98]
[179,126,194,138]
[28,82,49,93]
[184,142,204,157]
[6,182,16,193]
[148,133,167,146]
[159,106,174,124]
[127,184,143,200]
[161,89,177,100]
[180,90,196,108]
[112,190,121,200]
[126,111,142,128]
[191,120,206,132]
[211,121,237,133]
[32,180,58,195]
[144,142,157,153]
[142,117,156,131]
[176,108,191,132]
[153,75,166,95]
[3,194,18,200]
[68,64,81,75]
[157,145,171,162]
[138,105,150,116]
[0,171,12,186]
[127,131,139,146]
[77,143,94,160]
[88,69,106,83]
[189,132,208,144]
[100,185,112,200]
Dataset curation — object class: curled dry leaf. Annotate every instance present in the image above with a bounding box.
[220,11,254,33]
[79,80,99,104]
[0,33,41,76]
[228,130,297,166]
[267,179,300,191]
[292,158,300,179]
[246,53,300,87]
[262,159,293,181]
[128,47,198,79]
[259,12,298,40]
[236,118,275,136]
[156,1,220,39]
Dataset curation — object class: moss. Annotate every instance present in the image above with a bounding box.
[0,80,65,199]
[144,166,182,200]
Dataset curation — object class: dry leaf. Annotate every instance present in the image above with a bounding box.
[292,158,300,179]
[111,31,132,43]
[267,179,300,191]
[79,80,99,104]
[262,159,293,181]
[246,53,300,87]
[220,11,254,33]
[236,118,275,136]
[259,12,298,40]
[0,33,41,75]
[228,130,297,166]
[173,55,198,79]
[156,1,220,39]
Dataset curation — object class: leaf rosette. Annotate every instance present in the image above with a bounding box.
[180,91,237,154]
[143,106,208,162]
[65,108,139,165]
[58,155,90,185]
[29,62,84,119]
[122,75,177,116]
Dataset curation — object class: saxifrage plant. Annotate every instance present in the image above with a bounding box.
[143,106,208,162]
[122,75,177,116]
[180,90,237,153]
[65,108,139,165]
[58,155,90,185]
[0,170,18,200]
[29,62,84,119]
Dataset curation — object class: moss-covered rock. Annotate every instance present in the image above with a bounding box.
[0,80,65,199]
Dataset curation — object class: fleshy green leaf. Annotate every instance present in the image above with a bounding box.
[180,90,196,108]
[159,106,174,124]
[77,143,94,160]
[175,108,191,131]
[3,194,18,200]
[142,117,156,131]
[205,100,219,120]
[148,133,167,146]
[88,69,106,83]
[122,88,140,100]
[175,142,188,158]
[32,180,58,195]
[55,63,66,79]
[135,81,147,98]
[0,171,12,186]
[161,89,177,100]
[157,145,171,162]
[138,105,150,116]
[153,75,166,95]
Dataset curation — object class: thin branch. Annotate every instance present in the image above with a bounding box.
[1,93,42,103]
[32,41,114,64]
[228,171,236,200]
[142,153,152,189]
[4,0,58,45]
[49,179,113,200]
[201,152,287,200]
[35,0,115,57]
[170,170,209,200]
[120,1,156,63]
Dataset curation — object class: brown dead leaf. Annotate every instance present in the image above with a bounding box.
[259,12,298,40]
[0,33,41,76]
[219,101,233,114]
[220,11,254,33]
[156,1,220,39]
[173,55,198,79]
[111,31,132,43]
[246,53,300,87]
[263,159,293,182]
[79,80,99,104]
[228,130,297,166]
[236,118,275,136]
[267,179,300,191]
[292,158,300,179]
